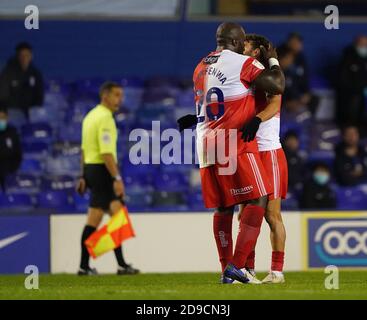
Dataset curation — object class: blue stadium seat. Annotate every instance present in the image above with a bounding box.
[176,89,194,107]
[45,79,70,93]
[45,155,80,176]
[44,92,69,110]
[57,123,81,143]
[116,77,144,88]
[21,122,54,144]
[29,107,60,124]
[151,190,188,211]
[309,122,341,154]
[160,163,195,174]
[37,190,75,212]
[336,186,367,210]
[22,142,50,160]
[124,173,153,192]
[121,157,159,176]
[73,78,104,99]
[282,192,299,210]
[125,190,153,212]
[135,105,175,127]
[187,191,207,211]
[19,158,43,174]
[0,193,34,212]
[154,172,189,192]
[41,175,75,191]
[121,87,144,111]
[307,151,335,168]
[73,193,90,212]
[6,174,41,195]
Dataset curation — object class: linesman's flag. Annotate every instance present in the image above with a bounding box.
[85,206,135,258]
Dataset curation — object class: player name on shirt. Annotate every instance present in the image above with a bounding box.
[205,66,227,84]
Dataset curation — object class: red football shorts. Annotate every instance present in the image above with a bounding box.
[200,152,273,209]
[259,148,288,200]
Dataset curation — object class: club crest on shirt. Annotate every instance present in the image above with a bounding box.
[102,132,111,144]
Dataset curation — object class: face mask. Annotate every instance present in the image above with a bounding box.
[313,172,330,185]
[356,46,367,58]
[0,119,7,131]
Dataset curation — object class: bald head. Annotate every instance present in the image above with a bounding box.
[216,22,246,54]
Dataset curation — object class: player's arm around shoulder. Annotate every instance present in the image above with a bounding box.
[252,45,285,95]
[257,94,282,122]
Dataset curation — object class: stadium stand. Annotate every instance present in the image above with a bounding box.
[0,74,366,214]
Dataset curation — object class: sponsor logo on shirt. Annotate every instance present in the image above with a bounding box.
[230,186,253,196]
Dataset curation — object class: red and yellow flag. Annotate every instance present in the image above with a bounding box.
[85,205,135,259]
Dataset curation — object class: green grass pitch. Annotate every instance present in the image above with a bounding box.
[1,271,367,300]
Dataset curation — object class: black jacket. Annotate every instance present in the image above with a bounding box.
[0,124,22,178]
[0,57,44,115]
[300,180,337,209]
[283,147,305,191]
[336,46,367,125]
[334,142,367,186]
[338,45,367,94]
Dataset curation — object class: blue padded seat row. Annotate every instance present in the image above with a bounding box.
[21,122,54,144]
[336,185,367,210]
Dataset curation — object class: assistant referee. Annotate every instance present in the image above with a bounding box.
[76,81,139,275]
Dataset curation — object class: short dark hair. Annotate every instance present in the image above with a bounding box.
[312,162,330,172]
[16,42,32,53]
[342,124,358,134]
[287,32,303,42]
[245,34,271,51]
[244,34,271,65]
[99,81,122,98]
[283,130,299,140]
[277,45,293,60]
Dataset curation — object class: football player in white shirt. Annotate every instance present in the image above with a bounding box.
[240,34,288,283]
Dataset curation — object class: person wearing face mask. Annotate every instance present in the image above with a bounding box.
[0,107,22,192]
[336,35,367,131]
[0,42,44,119]
[300,163,336,210]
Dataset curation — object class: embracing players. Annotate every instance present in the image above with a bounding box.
[240,34,288,283]
[179,23,285,284]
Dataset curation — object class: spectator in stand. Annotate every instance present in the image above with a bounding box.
[300,162,337,209]
[335,125,367,186]
[278,33,318,114]
[0,107,22,191]
[0,42,44,118]
[282,130,306,192]
[336,35,367,132]
[279,33,309,94]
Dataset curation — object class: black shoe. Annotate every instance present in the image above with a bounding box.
[77,267,98,276]
[117,264,140,275]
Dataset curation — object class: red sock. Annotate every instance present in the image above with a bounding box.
[231,205,264,269]
[245,250,255,270]
[271,251,284,272]
[213,213,233,272]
